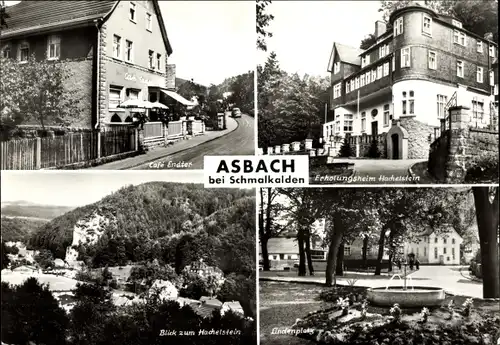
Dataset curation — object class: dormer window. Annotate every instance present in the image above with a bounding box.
[129,2,136,22]
[453,30,466,46]
[334,62,340,74]
[489,45,495,58]
[47,35,61,60]
[18,42,29,63]
[477,40,483,53]
[422,14,432,36]
[452,19,462,28]
[394,17,403,36]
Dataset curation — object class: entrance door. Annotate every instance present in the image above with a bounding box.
[371,121,378,136]
[391,134,399,159]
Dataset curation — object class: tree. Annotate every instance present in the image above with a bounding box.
[259,188,288,271]
[360,34,377,49]
[0,0,9,29]
[367,138,382,158]
[34,249,54,269]
[0,55,81,136]
[1,278,68,345]
[256,0,274,51]
[472,186,499,298]
[338,136,354,157]
[1,241,10,269]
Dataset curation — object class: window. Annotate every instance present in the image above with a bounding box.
[452,238,455,244]
[156,53,161,70]
[472,99,484,120]
[379,44,388,58]
[333,83,341,99]
[18,42,29,63]
[424,247,426,256]
[383,104,390,126]
[346,82,350,94]
[377,65,383,79]
[428,51,436,69]
[392,55,395,71]
[422,14,432,35]
[344,246,351,256]
[146,13,152,31]
[434,247,438,259]
[443,247,447,254]
[360,74,365,87]
[365,72,371,84]
[477,66,483,83]
[128,89,139,100]
[113,35,121,59]
[125,40,133,62]
[453,30,466,46]
[355,77,359,89]
[477,40,483,53]
[109,87,122,109]
[383,62,389,76]
[272,255,277,260]
[443,238,447,244]
[2,47,11,58]
[129,2,136,22]
[361,112,366,132]
[394,17,403,36]
[344,114,353,132]
[401,47,410,67]
[371,69,377,81]
[434,237,438,243]
[437,95,448,119]
[489,45,495,58]
[334,62,340,74]
[456,60,464,78]
[47,35,61,60]
[335,121,340,132]
[361,55,370,68]
[452,19,462,28]
[350,80,354,91]
[402,91,414,115]
[148,50,154,69]
[490,71,495,86]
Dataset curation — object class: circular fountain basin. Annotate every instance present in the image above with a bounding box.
[367,286,445,307]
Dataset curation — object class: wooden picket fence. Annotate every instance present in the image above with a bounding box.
[0,129,137,170]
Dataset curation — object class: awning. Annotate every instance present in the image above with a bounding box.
[160,89,195,106]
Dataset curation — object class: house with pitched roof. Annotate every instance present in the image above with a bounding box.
[323,2,498,159]
[1,1,192,128]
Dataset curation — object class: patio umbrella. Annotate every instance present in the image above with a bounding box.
[118,99,155,109]
[150,102,169,109]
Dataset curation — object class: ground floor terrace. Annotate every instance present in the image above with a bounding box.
[323,80,497,159]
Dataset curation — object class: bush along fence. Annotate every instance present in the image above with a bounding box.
[428,105,499,183]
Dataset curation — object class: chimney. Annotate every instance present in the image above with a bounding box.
[165,64,176,90]
[375,20,387,38]
[484,32,493,41]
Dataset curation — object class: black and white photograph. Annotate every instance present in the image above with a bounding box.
[257,0,499,185]
[0,0,255,171]
[258,186,500,345]
[1,171,257,344]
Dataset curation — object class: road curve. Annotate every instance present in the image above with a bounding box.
[132,114,255,170]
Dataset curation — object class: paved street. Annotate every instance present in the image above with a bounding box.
[132,114,254,170]
[261,265,483,298]
[350,159,426,184]
[90,115,253,170]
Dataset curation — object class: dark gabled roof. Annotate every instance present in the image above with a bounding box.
[1,0,173,56]
[1,1,115,38]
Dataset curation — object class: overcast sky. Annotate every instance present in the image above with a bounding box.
[256,1,383,77]
[5,1,255,86]
[1,171,204,207]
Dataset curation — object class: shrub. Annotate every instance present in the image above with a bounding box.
[338,136,354,158]
[367,138,381,158]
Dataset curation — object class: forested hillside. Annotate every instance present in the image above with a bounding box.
[0,217,47,242]
[28,183,255,276]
